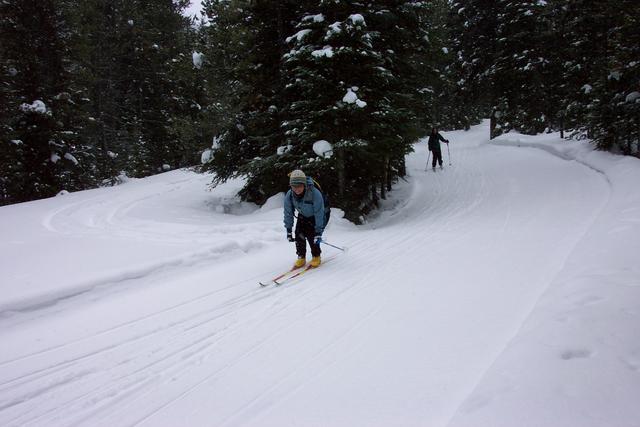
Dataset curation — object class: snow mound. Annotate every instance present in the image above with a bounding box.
[192,51,203,69]
[342,88,367,108]
[313,140,333,158]
[20,100,48,115]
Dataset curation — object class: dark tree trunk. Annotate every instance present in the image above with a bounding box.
[490,109,497,140]
[337,146,345,199]
[381,157,389,200]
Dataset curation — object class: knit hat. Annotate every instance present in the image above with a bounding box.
[289,169,306,186]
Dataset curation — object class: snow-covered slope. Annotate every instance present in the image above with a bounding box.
[1,122,639,426]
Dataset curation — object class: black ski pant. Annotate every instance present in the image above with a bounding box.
[295,215,321,258]
[431,148,443,167]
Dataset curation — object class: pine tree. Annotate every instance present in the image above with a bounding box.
[67,0,130,183]
[168,24,213,168]
[201,0,298,202]
[563,0,640,154]
[198,0,252,139]
[127,0,195,176]
[432,0,483,130]
[0,0,95,205]
[491,0,552,134]
[201,0,433,221]
[70,0,198,182]
[1,0,241,205]
[608,1,640,155]
[449,0,501,136]
[280,0,385,216]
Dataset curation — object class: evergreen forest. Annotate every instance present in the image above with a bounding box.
[1,0,638,221]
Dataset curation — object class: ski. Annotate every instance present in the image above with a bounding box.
[259,254,338,287]
[259,265,304,287]
[271,264,313,285]
[274,265,314,285]
[275,254,339,286]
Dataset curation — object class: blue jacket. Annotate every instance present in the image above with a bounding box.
[284,177,325,235]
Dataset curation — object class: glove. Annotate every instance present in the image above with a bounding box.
[286,230,294,242]
[314,236,323,245]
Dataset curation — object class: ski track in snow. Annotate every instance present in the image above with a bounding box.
[2,123,636,426]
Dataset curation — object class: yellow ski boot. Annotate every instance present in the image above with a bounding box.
[310,256,321,268]
[294,257,306,268]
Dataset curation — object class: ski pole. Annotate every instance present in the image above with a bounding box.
[426,150,431,171]
[447,142,452,166]
[320,240,347,252]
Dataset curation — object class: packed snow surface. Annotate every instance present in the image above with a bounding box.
[1,122,640,426]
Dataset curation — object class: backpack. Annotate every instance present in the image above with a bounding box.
[312,179,331,226]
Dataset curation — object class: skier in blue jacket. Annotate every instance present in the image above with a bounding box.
[284,169,325,268]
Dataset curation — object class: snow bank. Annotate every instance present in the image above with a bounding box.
[0,170,278,314]
[261,192,285,211]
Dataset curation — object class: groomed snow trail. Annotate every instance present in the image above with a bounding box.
[0,125,614,426]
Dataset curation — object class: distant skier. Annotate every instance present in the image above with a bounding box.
[284,169,326,268]
[428,127,449,170]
